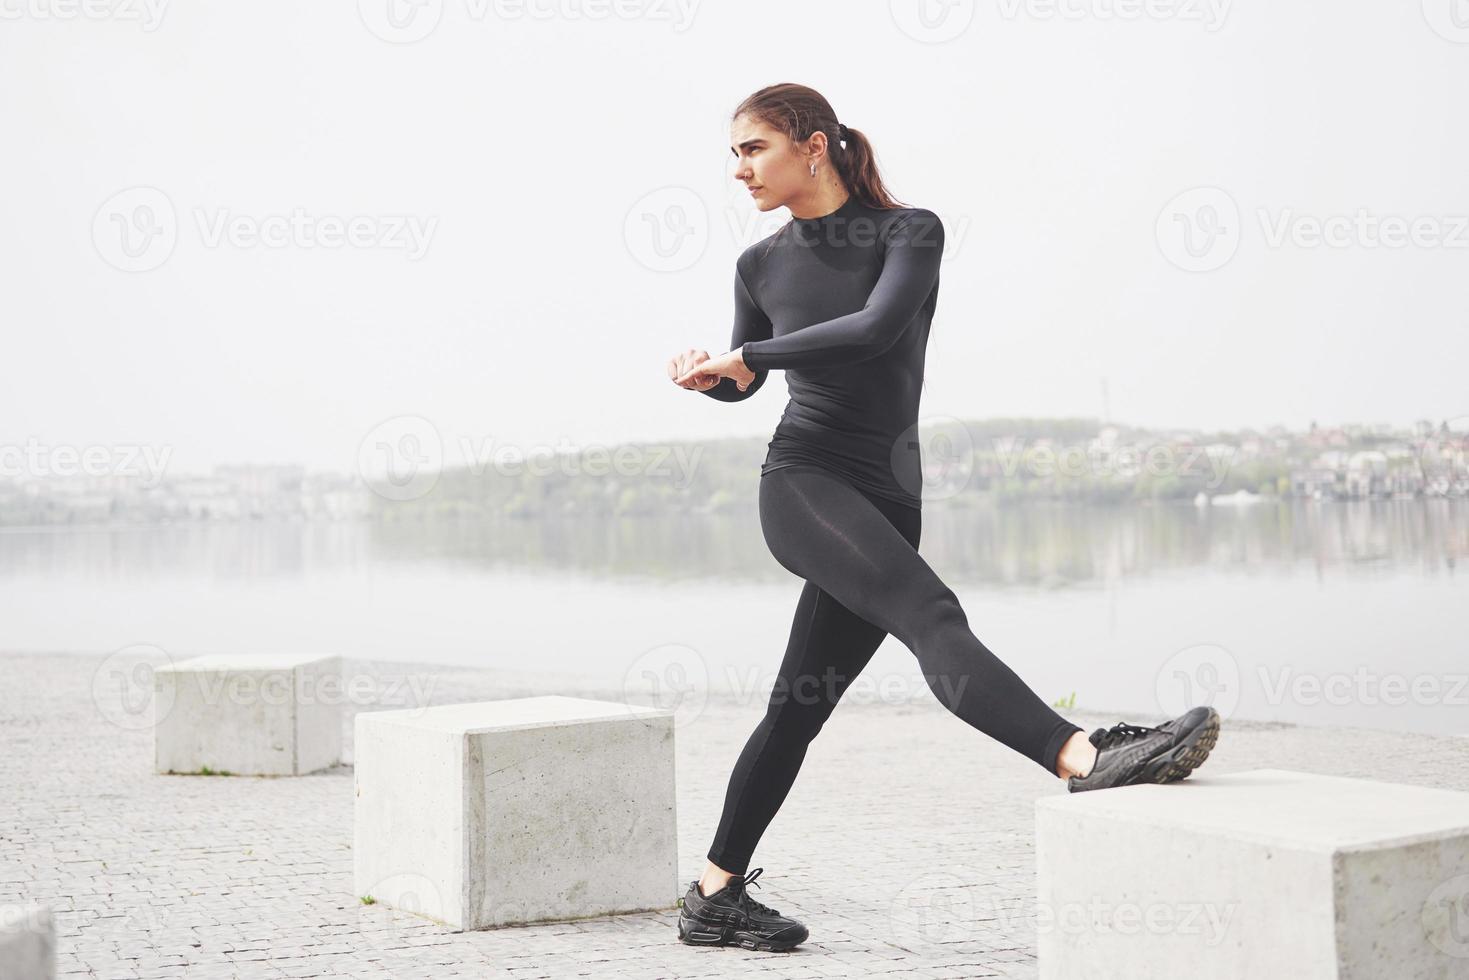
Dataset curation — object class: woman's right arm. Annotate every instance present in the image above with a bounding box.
[700,264,772,403]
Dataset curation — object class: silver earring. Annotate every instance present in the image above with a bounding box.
[809,163,816,177]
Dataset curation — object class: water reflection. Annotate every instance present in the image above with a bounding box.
[0,499,1462,586]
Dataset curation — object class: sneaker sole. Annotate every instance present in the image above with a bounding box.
[677,912,808,952]
[1140,707,1220,784]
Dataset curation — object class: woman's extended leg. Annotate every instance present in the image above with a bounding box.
[756,465,1083,775]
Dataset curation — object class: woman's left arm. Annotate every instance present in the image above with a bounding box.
[700,262,773,403]
[738,209,944,372]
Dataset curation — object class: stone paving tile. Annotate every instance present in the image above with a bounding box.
[3,650,1467,978]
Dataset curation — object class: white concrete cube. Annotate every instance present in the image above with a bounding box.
[1036,768,1469,980]
[153,653,343,776]
[0,904,54,980]
[354,696,678,931]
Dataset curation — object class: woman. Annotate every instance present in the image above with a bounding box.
[667,83,1220,953]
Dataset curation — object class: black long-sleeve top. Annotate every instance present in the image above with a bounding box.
[701,193,945,509]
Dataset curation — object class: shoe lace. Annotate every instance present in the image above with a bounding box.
[733,867,779,916]
[1091,721,1161,750]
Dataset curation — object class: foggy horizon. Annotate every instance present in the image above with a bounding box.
[5,3,1467,474]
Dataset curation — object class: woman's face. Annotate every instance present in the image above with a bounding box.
[729,114,819,213]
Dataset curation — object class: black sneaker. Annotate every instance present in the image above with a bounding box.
[676,866,808,951]
[1067,705,1220,792]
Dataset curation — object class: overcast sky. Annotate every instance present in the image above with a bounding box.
[3,1,1467,477]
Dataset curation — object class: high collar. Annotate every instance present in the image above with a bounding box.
[790,193,864,229]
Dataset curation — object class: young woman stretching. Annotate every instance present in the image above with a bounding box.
[667,82,1220,953]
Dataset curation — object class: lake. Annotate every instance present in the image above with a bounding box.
[2,498,1464,736]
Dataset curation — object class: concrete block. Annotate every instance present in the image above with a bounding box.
[1036,768,1469,979]
[354,695,678,931]
[0,904,54,980]
[153,653,343,776]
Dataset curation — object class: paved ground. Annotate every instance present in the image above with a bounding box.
[3,650,1467,979]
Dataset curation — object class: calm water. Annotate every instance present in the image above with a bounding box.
[2,499,1465,736]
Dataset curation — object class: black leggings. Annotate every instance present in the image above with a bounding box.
[706,464,1083,875]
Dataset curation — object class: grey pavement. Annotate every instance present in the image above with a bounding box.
[3,651,1467,979]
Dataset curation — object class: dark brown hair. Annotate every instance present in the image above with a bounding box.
[732,83,907,212]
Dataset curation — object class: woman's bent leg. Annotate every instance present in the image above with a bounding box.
[757,466,1083,775]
